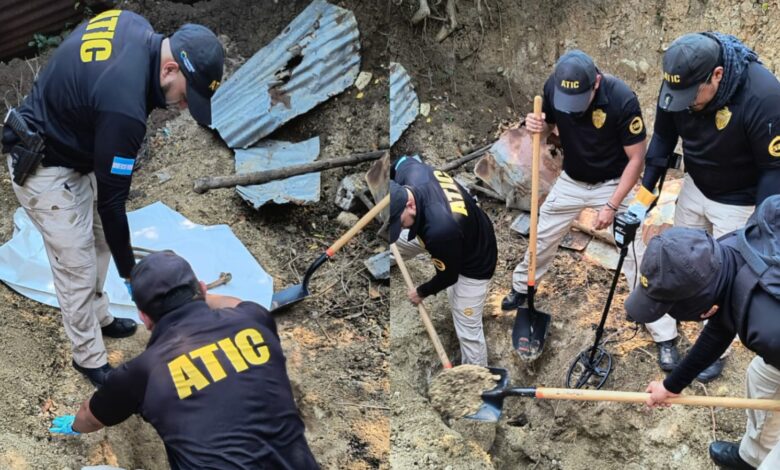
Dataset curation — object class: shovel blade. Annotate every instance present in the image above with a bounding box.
[513,306,551,361]
[465,367,510,423]
[270,284,309,313]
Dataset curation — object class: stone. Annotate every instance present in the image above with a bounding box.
[336,211,360,228]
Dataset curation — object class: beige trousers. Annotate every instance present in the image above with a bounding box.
[394,231,489,366]
[510,171,677,342]
[740,357,780,469]
[8,156,113,368]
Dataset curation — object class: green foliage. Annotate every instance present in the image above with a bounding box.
[27,33,63,52]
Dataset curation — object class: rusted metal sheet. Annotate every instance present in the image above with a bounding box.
[212,0,361,148]
[389,62,419,146]
[474,127,563,211]
[235,137,321,208]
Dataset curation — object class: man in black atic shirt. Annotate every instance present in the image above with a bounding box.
[48,251,318,470]
[390,158,497,366]
[638,32,780,382]
[1,10,224,386]
[628,196,780,469]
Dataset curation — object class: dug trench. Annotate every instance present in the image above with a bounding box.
[387,0,772,468]
[0,0,389,468]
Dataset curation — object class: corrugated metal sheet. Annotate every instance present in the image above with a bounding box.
[0,0,84,60]
[389,62,419,146]
[235,137,321,208]
[212,0,361,149]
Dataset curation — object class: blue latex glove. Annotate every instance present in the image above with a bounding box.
[49,415,80,435]
[626,202,648,221]
[125,280,133,298]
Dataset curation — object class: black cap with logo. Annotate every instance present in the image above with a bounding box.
[130,251,203,319]
[658,33,721,112]
[553,50,598,113]
[170,24,225,126]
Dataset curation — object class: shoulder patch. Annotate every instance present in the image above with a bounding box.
[769,136,780,158]
[110,156,135,176]
[629,116,644,135]
[431,258,446,271]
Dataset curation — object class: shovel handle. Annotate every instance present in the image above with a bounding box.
[533,387,780,411]
[327,194,390,257]
[390,243,453,369]
[528,95,543,285]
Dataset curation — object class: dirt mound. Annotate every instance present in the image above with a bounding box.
[429,365,499,419]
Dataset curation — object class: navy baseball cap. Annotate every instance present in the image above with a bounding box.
[389,181,408,243]
[553,50,598,113]
[658,33,721,112]
[625,228,723,324]
[170,24,225,126]
[130,251,202,318]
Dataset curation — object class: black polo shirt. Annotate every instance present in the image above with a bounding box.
[644,62,780,206]
[1,10,168,278]
[542,73,646,184]
[89,300,317,470]
[394,158,497,298]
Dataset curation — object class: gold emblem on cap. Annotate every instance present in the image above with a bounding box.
[209,80,221,92]
[629,116,644,135]
[431,258,446,271]
[769,136,780,158]
[715,107,732,131]
[592,109,606,129]
[640,274,648,288]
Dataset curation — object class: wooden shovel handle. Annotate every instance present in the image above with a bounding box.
[327,194,390,256]
[535,387,780,411]
[390,243,453,369]
[528,95,543,285]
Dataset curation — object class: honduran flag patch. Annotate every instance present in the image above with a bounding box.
[110,156,135,176]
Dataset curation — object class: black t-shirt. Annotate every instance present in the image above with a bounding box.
[2,10,168,278]
[89,301,317,470]
[394,158,497,297]
[542,73,646,184]
[646,62,780,206]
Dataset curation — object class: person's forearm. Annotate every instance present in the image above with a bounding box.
[611,155,644,208]
[206,293,243,310]
[73,399,105,434]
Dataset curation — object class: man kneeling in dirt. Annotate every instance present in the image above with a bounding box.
[48,251,319,470]
[629,196,780,470]
[389,158,497,366]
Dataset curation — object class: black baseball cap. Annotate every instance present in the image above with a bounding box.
[553,50,598,113]
[389,181,408,243]
[658,33,721,112]
[130,251,202,319]
[170,24,225,126]
[625,228,723,324]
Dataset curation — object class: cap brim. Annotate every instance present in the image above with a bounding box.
[187,82,212,127]
[553,90,592,113]
[658,82,700,112]
[625,287,672,324]
[389,218,401,243]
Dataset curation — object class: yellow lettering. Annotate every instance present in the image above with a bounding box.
[80,10,121,63]
[168,355,210,400]
[217,337,249,372]
[81,31,115,41]
[663,72,681,84]
[560,80,580,89]
[235,328,271,365]
[89,9,122,22]
[86,15,119,32]
[449,201,468,216]
[188,343,227,382]
[80,40,112,62]
[433,170,468,216]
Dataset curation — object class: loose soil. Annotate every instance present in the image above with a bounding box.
[0,1,389,469]
[388,0,774,469]
[429,365,500,420]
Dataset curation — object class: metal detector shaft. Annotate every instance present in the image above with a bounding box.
[586,244,629,365]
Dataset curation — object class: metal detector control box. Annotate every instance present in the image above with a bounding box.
[613,212,641,249]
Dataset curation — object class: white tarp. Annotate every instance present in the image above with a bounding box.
[0,202,274,322]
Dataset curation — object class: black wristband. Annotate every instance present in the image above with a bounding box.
[605,201,618,211]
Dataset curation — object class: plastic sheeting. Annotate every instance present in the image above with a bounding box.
[0,202,273,321]
[235,137,321,208]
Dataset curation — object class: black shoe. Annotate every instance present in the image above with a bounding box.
[72,360,113,387]
[657,339,680,372]
[697,358,725,383]
[502,289,527,310]
[709,441,755,470]
[101,317,138,338]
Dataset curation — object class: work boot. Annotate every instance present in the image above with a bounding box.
[656,339,680,372]
[697,358,725,383]
[101,317,137,338]
[708,441,755,470]
[72,360,113,387]
[502,288,527,310]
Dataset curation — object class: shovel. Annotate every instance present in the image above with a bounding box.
[512,95,551,361]
[390,243,452,369]
[468,367,780,423]
[271,194,389,312]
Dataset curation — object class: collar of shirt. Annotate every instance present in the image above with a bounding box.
[147,300,209,346]
[147,33,167,110]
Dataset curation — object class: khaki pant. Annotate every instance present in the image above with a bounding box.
[8,156,113,368]
[394,231,489,366]
[740,357,780,469]
[510,171,677,342]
